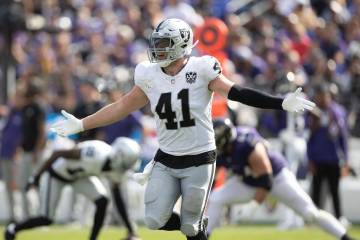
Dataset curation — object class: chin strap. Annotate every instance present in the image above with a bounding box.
[192,40,199,48]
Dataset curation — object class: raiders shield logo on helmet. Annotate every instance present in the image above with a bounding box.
[185,72,197,84]
[179,29,190,43]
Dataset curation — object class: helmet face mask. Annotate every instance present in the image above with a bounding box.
[148,18,194,67]
[148,35,177,65]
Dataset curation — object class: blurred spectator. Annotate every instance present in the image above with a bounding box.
[163,0,204,26]
[286,18,312,63]
[349,53,360,136]
[18,81,46,219]
[0,87,24,221]
[307,84,348,222]
[73,78,105,141]
[11,0,360,139]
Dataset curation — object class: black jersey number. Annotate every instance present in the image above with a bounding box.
[155,89,195,130]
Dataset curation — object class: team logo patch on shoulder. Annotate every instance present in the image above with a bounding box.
[185,72,197,84]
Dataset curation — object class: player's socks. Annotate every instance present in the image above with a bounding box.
[159,212,181,231]
[112,185,136,235]
[89,196,109,240]
[315,210,347,239]
[14,216,52,232]
[186,231,207,240]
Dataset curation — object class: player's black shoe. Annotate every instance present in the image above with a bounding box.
[202,215,208,232]
[202,215,210,239]
[341,234,357,240]
[4,223,16,240]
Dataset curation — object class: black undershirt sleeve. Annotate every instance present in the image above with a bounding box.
[228,85,284,110]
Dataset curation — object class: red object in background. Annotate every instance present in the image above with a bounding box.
[194,17,229,54]
[194,17,230,118]
[212,93,228,118]
[213,166,227,189]
[291,35,312,63]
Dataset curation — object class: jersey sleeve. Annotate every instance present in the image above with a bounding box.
[134,62,148,93]
[201,55,222,82]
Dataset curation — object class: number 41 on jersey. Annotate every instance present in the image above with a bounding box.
[155,88,195,130]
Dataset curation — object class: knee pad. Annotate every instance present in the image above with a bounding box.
[145,216,163,230]
[95,196,109,209]
[181,223,198,237]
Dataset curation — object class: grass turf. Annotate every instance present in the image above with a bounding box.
[1,225,359,240]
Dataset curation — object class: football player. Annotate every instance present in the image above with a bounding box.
[51,18,315,240]
[206,119,355,240]
[4,137,141,240]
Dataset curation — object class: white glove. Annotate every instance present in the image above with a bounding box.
[282,88,315,112]
[50,110,84,137]
[132,160,155,185]
[238,200,260,221]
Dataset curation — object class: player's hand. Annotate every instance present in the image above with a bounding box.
[26,175,40,192]
[238,200,260,221]
[132,160,155,185]
[341,163,350,177]
[50,110,84,137]
[282,88,315,113]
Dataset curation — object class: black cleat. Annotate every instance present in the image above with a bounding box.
[202,215,210,239]
[341,234,357,240]
[4,223,16,240]
[202,215,208,232]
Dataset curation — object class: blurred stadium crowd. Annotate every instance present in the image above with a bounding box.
[0,0,360,226]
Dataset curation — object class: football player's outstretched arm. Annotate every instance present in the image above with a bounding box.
[52,86,149,137]
[208,74,315,112]
[83,86,148,130]
[27,149,81,189]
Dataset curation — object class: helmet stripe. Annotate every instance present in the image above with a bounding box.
[156,20,166,32]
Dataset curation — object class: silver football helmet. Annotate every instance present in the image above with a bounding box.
[110,137,141,171]
[148,18,196,67]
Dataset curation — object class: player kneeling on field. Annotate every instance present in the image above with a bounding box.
[206,119,355,240]
[4,137,141,240]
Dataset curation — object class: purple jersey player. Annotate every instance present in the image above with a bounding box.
[206,119,354,240]
[223,126,287,179]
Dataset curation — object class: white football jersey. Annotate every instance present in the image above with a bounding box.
[51,140,117,181]
[135,55,221,155]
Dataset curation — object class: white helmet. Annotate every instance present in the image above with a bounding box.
[110,137,141,171]
[148,18,196,67]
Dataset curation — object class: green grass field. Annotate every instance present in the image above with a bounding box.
[1,225,359,240]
